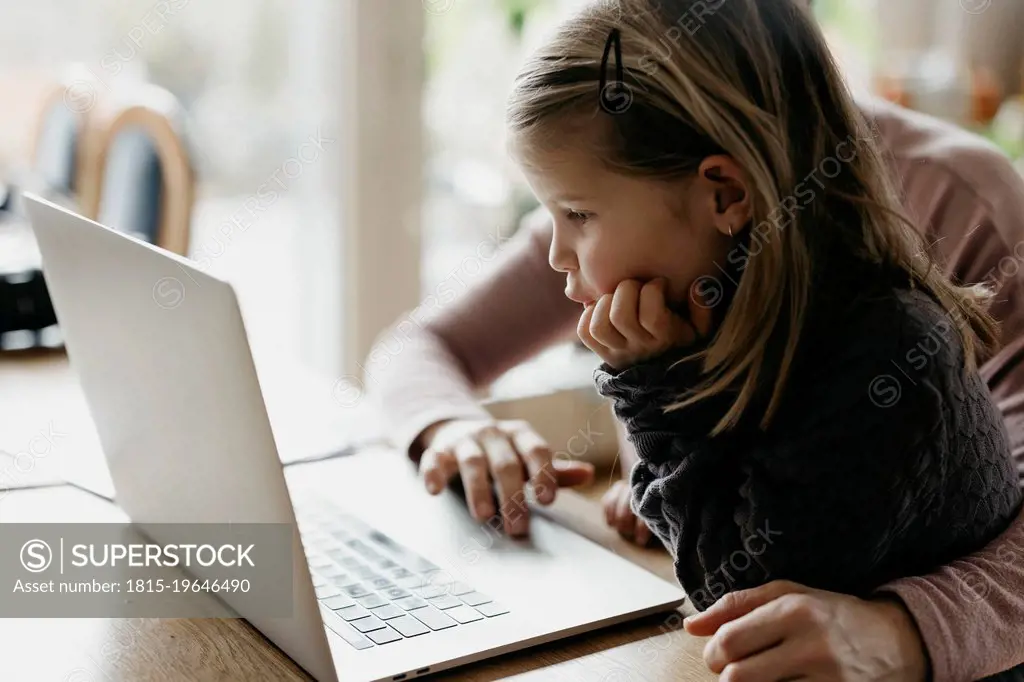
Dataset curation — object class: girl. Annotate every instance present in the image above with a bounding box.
[505,0,1023,622]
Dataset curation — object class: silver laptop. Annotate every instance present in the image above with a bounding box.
[25,194,685,682]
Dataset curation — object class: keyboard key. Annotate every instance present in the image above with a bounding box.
[388,614,429,637]
[422,568,452,584]
[336,605,372,621]
[415,584,448,599]
[395,575,427,589]
[384,587,411,600]
[338,556,364,569]
[358,593,387,609]
[394,596,428,611]
[390,568,415,580]
[331,574,359,588]
[460,592,492,607]
[320,565,347,579]
[450,582,474,596]
[412,557,440,573]
[410,606,458,631]
[429,595,462,610]
[446,605,485,624]
[350,615,387,633]
[353,565,379,580]
[315,585,340,599]
[369,577,394,590]
[371,603,405,620]
[366,626,403,645]
[311,574,327,587]
[343,584,371,598]
[323,594,356,610]
[376,559,399,570]
[476,602,509,617]
[321,607,374,650]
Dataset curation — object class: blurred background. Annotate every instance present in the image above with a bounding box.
[0,0,1022,393]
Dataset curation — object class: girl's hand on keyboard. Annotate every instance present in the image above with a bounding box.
[578,278,713,370]
[418,418,595,537]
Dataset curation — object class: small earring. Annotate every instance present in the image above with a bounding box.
[728,224,734,238]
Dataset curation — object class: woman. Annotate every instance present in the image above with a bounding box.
[367,6,1024,682]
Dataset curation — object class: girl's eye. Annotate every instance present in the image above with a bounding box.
[566,210,591,223]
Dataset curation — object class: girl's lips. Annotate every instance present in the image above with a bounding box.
[564,287,595,306]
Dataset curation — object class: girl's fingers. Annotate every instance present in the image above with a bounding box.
[577,303,604,356]
[589,294,628,349]
[634,516,651,546]
[602,486,618,526]
[639,279,697,346]
[609,280,653,344]
[615,486,636,536]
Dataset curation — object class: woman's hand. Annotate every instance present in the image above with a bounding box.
[602,479,659,546]
[684,580,929,682]
[418,418,595,537]
[578,278,713,370]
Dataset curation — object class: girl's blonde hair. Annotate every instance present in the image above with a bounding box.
[507,0,999,435]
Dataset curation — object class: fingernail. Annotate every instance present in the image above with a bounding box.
[478,504,495,521]
[426,478,440,494]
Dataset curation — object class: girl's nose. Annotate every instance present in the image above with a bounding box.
[548,222,577,273]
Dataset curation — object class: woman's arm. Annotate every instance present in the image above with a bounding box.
[877,503,1024,682]
[367,208,579,458]
[685,505,1024,682]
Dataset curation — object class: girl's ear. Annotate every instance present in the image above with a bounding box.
[697,155,752,239]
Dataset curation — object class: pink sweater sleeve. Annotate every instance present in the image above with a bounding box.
[366,208,580,458]
[865,96,1024,681]
[876,503,1024,682]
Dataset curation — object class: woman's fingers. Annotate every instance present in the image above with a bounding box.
[509,424,557,505]
[552,459,596,487]
[479,427,530,537]
[716,635,811,682]
[454,438,495,523]
[419,447,459,494]
[685,580,809,636]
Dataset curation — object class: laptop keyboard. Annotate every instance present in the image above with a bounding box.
[293,497,509,650]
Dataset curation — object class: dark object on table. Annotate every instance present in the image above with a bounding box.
[0,269,57,339]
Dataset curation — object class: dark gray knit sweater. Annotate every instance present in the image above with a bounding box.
[596,280,1023,612]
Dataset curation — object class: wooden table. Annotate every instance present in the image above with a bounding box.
[0,354,717,681]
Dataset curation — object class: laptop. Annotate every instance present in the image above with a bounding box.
[24,194,686,682]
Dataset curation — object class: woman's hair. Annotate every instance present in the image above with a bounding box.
[506,0,999,435]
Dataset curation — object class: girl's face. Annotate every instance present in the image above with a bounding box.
[515,141,745,310]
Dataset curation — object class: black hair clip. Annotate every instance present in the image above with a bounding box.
[599,28,633,115]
